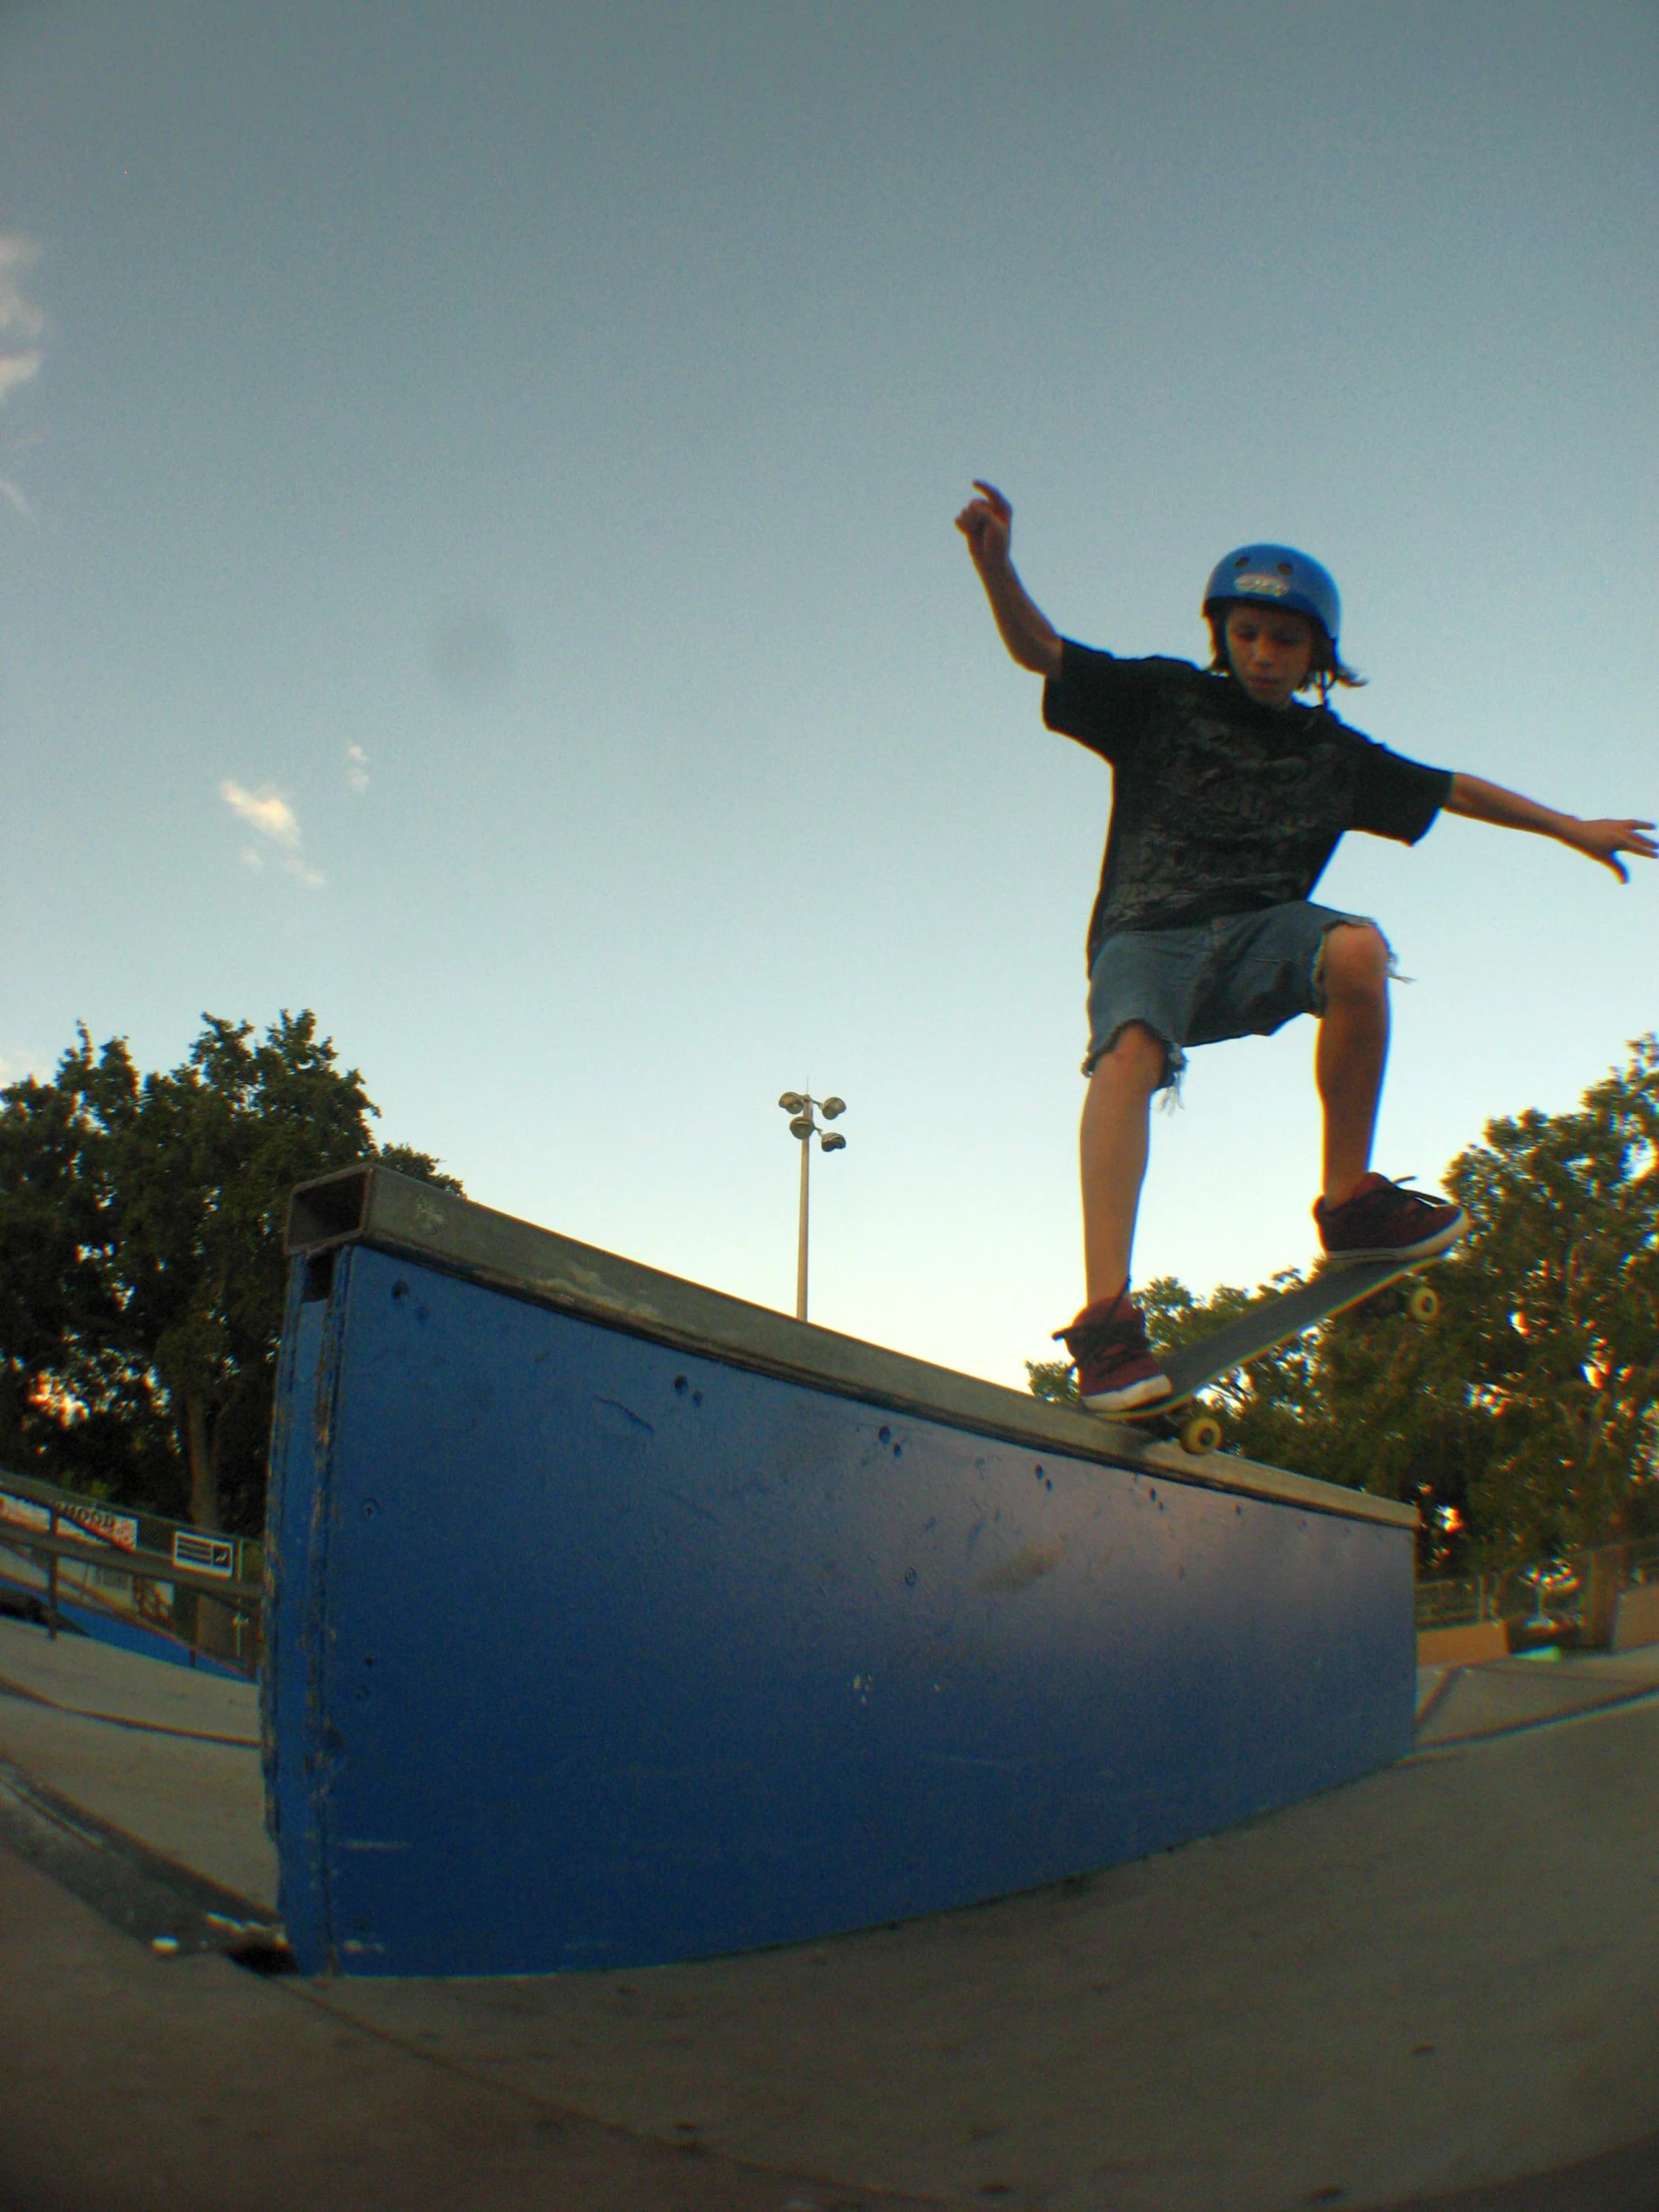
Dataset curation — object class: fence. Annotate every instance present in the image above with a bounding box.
[0,1465,264,1675]
[1415,1535,1659,1649]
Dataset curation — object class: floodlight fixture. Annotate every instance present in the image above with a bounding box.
[777,1086,849,1322]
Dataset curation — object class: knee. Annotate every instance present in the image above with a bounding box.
[1321,923,1389,1000]
[1096,1021,1169,1088]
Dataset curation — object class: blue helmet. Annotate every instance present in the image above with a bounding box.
[1203,544,1341,648]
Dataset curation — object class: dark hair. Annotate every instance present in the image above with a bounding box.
[1206,605,1365,704]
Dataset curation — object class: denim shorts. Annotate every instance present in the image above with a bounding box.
[1083,900,1380,1090]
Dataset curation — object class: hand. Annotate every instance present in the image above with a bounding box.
[1565,818,1658,882]
[954,479,1012,571]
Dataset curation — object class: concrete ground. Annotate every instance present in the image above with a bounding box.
[0,1608,275,1906]
[4,1611,1659,2211]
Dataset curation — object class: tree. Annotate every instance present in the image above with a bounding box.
[1443,1035,1659,1560]
[0,1011,459,1536]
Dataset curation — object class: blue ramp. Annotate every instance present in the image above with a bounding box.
[266,1167,1416,1977]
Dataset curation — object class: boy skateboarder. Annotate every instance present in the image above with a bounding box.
[957,481,1656,1412]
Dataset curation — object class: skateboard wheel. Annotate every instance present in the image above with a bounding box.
[1405,1283,1439,1325]
[1179,1412,1223,1455]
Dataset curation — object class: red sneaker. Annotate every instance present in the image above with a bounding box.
[1054,1290,1172,1413]
[1315,1172,1467,1266]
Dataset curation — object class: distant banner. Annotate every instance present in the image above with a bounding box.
[0,1490,139,1551]
[62,1503,139,1552]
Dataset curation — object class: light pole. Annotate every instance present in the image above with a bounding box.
[778,1091,846,1321]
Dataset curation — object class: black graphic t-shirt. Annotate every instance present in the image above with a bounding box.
[1042,644,1452,964]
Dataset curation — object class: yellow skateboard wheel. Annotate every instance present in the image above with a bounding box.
[1179,1412,1224,1455]
[1405,1283,1439,1325]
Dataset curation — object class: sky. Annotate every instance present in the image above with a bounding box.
[1,0,1654,1389]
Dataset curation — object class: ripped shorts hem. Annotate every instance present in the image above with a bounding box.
[1081,1022,1187,1101]
[1309,914,1407,1017]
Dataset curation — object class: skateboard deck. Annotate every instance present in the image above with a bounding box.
[1121,1251,1447,1454]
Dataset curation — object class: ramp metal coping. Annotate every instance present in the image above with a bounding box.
[284,1165,1416,1532]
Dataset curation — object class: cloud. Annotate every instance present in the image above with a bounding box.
[0,234,45,346]
[345,744,369,793]
[0,230,43,523]
[220,779,323,887]
[221,779,300,844]
[0,351,40,404]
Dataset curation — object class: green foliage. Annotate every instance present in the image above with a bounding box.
[1445,1035,1659,1558]
[1030,1040,1659,1568]
[1024,1358,1079,1405]
[0,1012,460,1535]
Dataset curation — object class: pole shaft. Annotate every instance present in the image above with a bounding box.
[796,1132,811,1322]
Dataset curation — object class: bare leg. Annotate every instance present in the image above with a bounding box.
[1316,923,1391,1206]
[1079,1023,1168,1304]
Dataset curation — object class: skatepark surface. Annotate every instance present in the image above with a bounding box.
[4,1610,1659,2211]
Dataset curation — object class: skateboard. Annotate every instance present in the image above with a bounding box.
[1120,1251,1446,1455]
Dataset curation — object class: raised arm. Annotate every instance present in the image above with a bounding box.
[1444,773,1657,882]
[955,481,1064,678]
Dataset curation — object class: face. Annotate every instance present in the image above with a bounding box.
[1223,604,1318,709]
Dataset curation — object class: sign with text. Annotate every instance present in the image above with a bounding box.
[0,1491,139,1551]
[173,1529,237,1579]
[63,1503,139,1552]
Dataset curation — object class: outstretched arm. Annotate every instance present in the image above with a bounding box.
[1445,773,1657,882]
[954,481,1064,678]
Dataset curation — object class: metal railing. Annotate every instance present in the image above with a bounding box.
[0,1466,264,1675]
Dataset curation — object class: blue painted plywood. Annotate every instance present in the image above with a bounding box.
[262,1278,333,1970]
[269,1242,1414,1976]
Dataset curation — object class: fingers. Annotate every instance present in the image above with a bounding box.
[955,483,1011,558]
[1581,820,1657,873]
[1594,826,1654,881]
[1604,822,1657,865]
